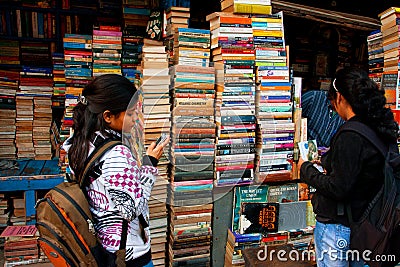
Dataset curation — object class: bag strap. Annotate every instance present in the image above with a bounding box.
[119,219,129,250]
[77,139,130,257]
[78,140,122,188]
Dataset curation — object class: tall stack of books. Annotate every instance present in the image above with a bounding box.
[173,28,210,67]
[140,39,170,267]
[379,7,400,73]
[367,30,384,88]
[0,70,18,159]
[379,7,400,109]
[165,7,190,66]
[253,12,294,183]
[92,26,122,77]
[0,193,9,227]
[166,7,190,37]
[17,66,53,159]
[122,2,151,30]
[169,63,215,267]
[52,53,66,109]
[62,34,93,142]
[1,225,49,266]
[220,0,272,15]
[20,41,52,67]
[122,26,145,85]
[0,40,20,67]
[207,12,256,186]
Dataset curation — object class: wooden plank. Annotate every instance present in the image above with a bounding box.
[21,160,45,176]
[41,160,61,175]
[212,188,234,267]
[0,160,29,178]
[0,175,64,191]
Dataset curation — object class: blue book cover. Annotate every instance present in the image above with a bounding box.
[177,28,210,34]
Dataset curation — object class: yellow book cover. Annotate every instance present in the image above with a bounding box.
[234,3,272,15]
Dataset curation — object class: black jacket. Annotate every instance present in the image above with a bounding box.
[300,117,385,226]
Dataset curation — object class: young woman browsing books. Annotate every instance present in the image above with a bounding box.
[63,74,168,267]
[298,68,398,267]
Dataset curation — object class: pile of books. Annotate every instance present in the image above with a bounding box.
[122,26,145,85]
[9,196,25,226]
[92,26,122,77]
[253,12,294,183]
[52,53,66,110]
[122,2,150,29]
[367,30,384,88]
[0,70,18,159]
[0,193,9,227]
[140,39,170,267]
[166,6,190,37]
[173,28,210,67]
[208,12,256,186]
[378,7,400,109]
[165,7,191,66]
[20,41,51,67]
[379,7,400,73]
[169,63,216,266]
[17,66,53,159]
[1,225,49,266]
[62,34,93,143]
[0,40,20,67]
[220,0,272,15]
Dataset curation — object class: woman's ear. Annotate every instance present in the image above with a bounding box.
[103,110,112,124]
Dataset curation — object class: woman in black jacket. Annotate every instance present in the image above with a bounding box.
[298,67,398,267]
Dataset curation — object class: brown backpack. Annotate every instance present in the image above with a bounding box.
[36,140,128,267]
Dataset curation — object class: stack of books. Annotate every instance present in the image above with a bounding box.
[166,6,190,37]
[62,34,93,143]
[0,193,9,227]
[379,7,400,73]
[52,53,66,109]
[220,0,272,15]
[165,7,191,66]
[253,12,294,183]
[224,228,262,267]
[379,7,400,109]
[17,66,53,159]
[92,26,122,77]
[207,12,256,186]
[9,196,25,226]
[0,40,20,67]
[1,225,49,266]
[122,26,145,85]
[173,28,210,67]
[140,39,170,267]
[367,30,384,88]
[20,41,52,67]
[169,63,216,266]
[0,70,18,159]
[122,2,151,29]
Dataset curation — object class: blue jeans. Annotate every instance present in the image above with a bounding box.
[142,260,154,267]
[314,221,368,267]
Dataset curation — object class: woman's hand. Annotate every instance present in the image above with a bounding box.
[146,136,170,160]
[297,157,306,170]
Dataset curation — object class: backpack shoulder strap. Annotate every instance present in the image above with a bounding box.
[338,121,388,157]
[78,140,122,188]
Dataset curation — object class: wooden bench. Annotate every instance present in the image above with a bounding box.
[0,159,64,225]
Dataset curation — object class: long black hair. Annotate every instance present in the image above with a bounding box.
[328,67,398,143]
[68,74,137,179]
